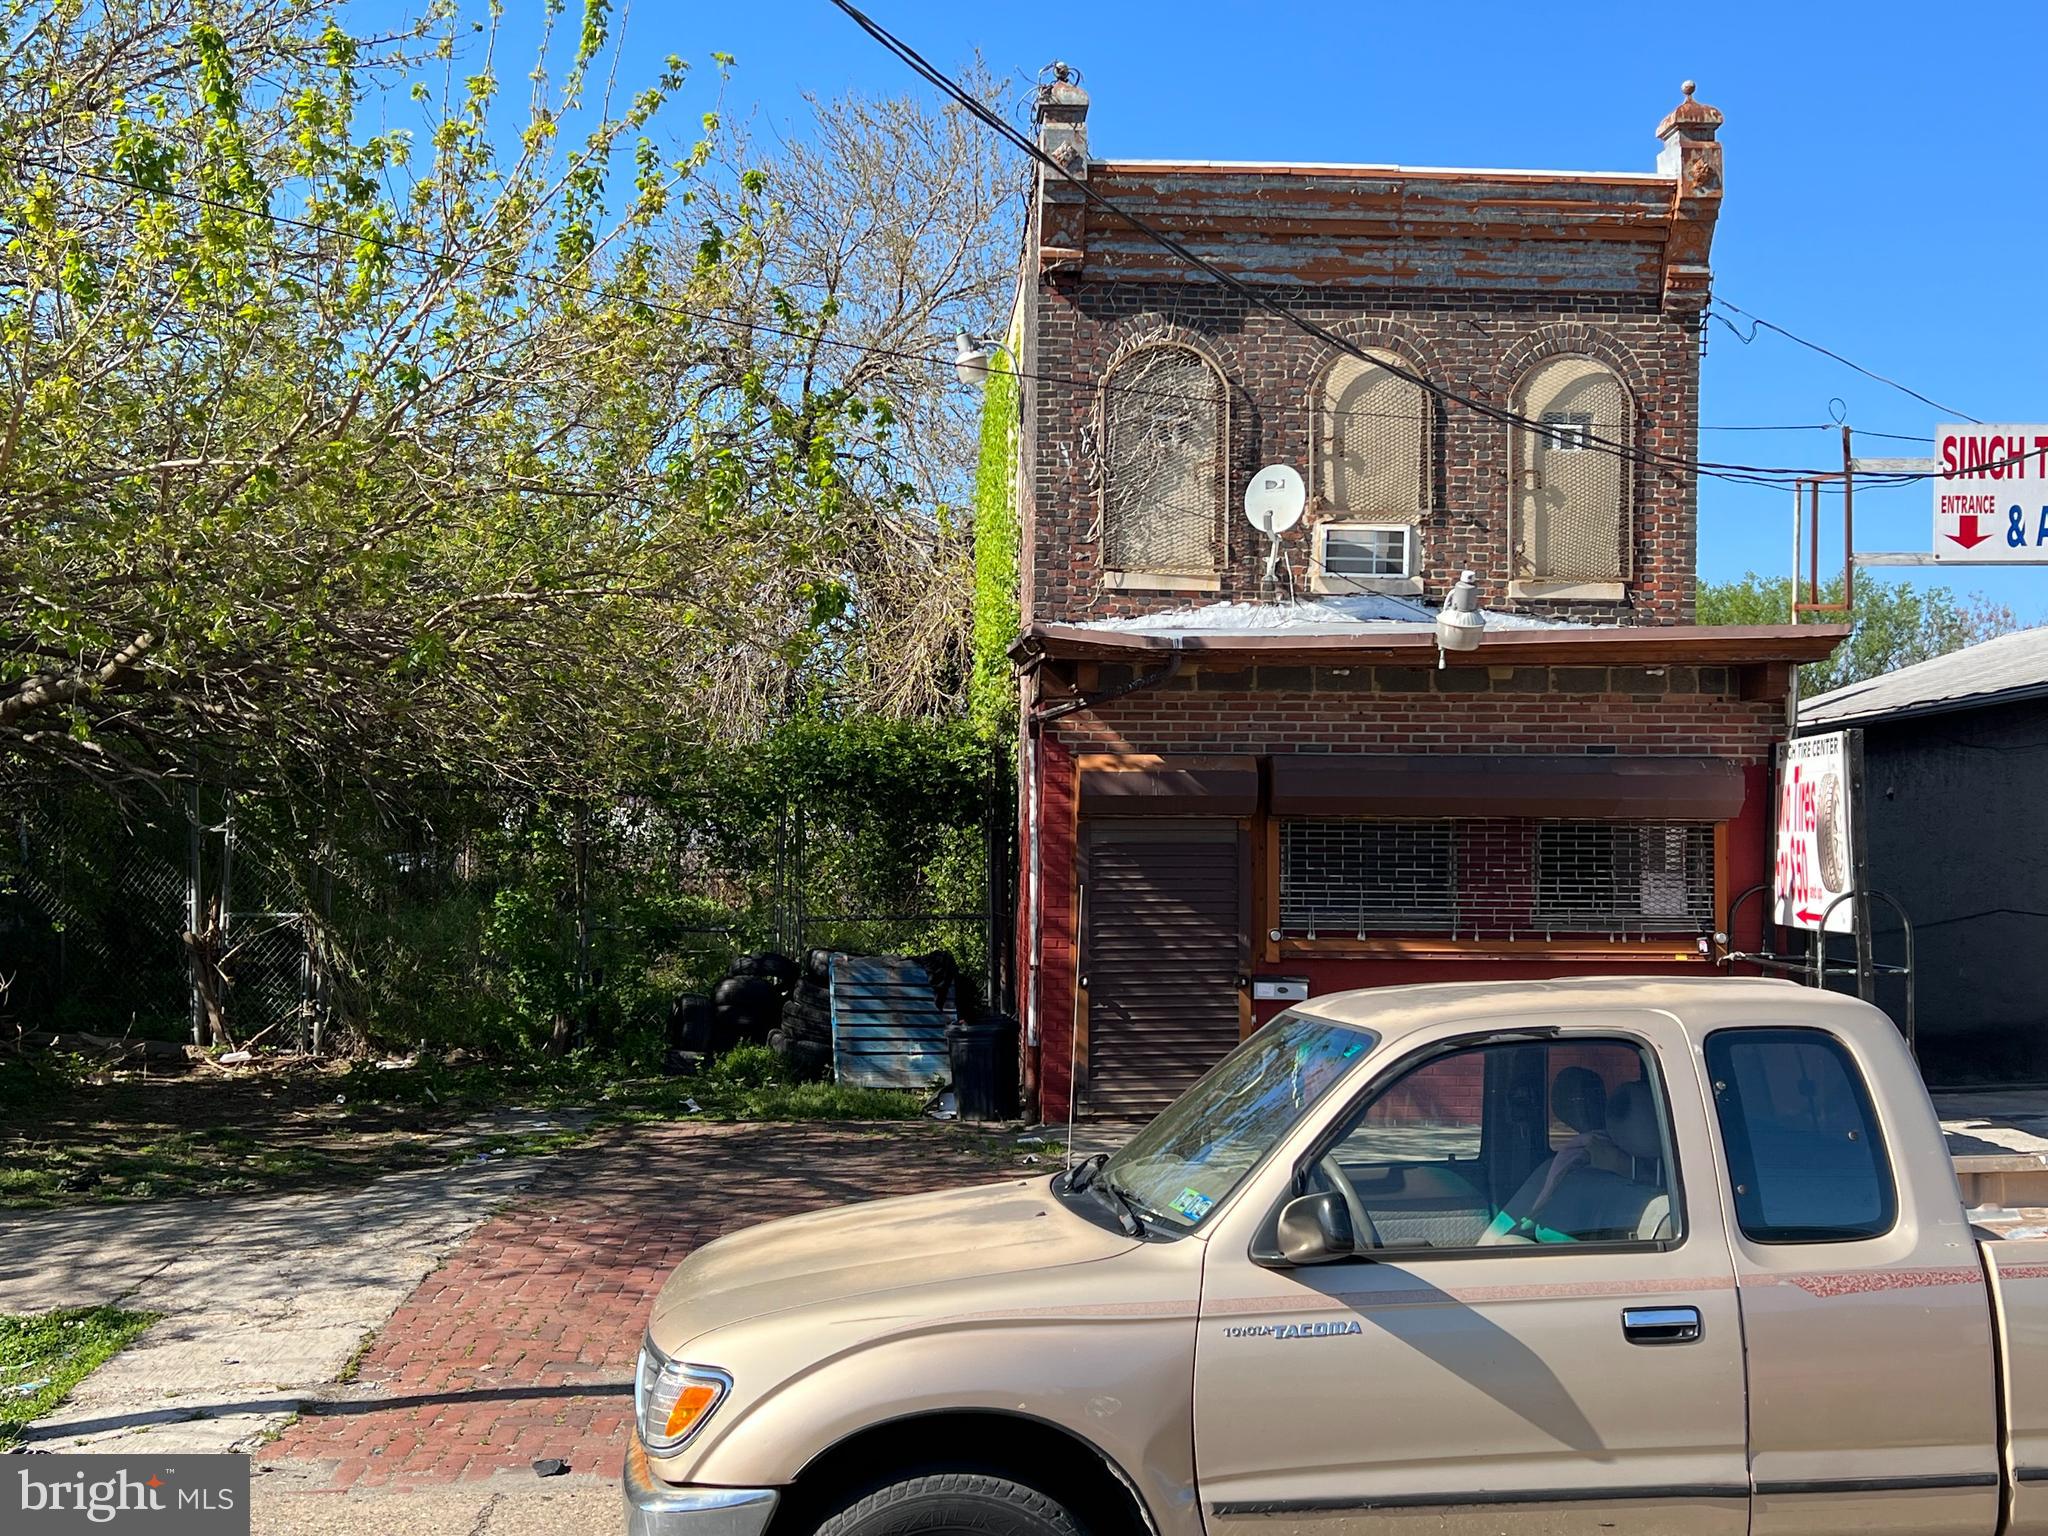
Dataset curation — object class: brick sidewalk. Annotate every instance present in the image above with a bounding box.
[262,1121,1007,1490]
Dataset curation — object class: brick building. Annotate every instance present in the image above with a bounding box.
[998,72,1844,1122]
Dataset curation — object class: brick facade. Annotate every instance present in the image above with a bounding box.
[1049,663,1779,757]
[1025,287,1702,627]
[1015,77,1725,630]
[1002,76,1831,1125]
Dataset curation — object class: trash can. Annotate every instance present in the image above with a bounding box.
[946,1012,1020,1121]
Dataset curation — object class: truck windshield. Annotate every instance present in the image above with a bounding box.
[1102,1011,1377,1231]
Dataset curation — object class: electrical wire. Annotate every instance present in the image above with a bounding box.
[825,0,2022,491]
[21,155,1872,459]
[1709,299,1980,424]
[20,132,2018,489]
[819,0,1919,492]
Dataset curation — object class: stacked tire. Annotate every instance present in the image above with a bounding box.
[666,952,797,1075]
[714,953,797,1051]
[769,948,837,1081]
[663,993,716,1076]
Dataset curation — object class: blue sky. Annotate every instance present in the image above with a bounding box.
[351,0,2048,615]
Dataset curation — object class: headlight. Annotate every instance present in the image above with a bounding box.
[635,1336,731,1455]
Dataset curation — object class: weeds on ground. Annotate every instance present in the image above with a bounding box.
[334,1330,379,1385]
[0,1307,158,1449]
[0,1038,935,1209]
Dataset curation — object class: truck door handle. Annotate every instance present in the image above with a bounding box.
[1621,1306,1702,1345]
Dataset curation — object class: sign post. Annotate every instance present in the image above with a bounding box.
[1774,730,1862,940]
[1933,425,2048,562]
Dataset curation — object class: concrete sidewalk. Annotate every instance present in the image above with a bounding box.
[4,1118,1016,1533]
[251,1463,619,1536]
[0,1157,542,1455]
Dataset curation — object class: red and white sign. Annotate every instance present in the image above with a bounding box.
[1934,424,2048,561]
[1774,733,1855,934]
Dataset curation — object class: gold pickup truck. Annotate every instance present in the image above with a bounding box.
[625,976,2048,1536]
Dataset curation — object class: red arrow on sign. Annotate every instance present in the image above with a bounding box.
[1949,513,1992,550]
[1795,907,1823,923]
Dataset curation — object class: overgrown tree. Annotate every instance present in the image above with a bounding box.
[685,67,1024,722]
[1699,572,2027,694]
[0,0,902,797]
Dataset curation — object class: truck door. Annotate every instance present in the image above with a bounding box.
[1699,1023,1999,1536]
[1193,1017,1747,1536]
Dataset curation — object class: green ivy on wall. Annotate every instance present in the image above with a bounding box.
[967,339,1021,737]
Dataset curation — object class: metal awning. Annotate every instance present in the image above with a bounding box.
[1078,754,1259,816]
[1268,753,1747,821]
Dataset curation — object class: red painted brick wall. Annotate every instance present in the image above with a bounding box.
[1051,663,1778,757]
[1034,733,1079,1125]
[1027,665,1780,1125]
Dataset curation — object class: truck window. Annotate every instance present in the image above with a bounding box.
[1703,1028,1897,1244]
[1321,1037,1681,1250]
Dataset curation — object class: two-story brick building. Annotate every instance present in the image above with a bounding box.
[998,72,1844,1122]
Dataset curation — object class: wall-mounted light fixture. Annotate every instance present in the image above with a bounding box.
[954,332,1011,389]
[1434,570,1486,668]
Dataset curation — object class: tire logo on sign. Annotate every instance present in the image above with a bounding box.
[1814,771,1844,893]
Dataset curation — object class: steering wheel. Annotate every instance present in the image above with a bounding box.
[1305,1155,1381,1251]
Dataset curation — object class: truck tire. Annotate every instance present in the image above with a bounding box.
[812,1473,1086,1536]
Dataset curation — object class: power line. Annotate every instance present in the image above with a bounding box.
[21,157,1872,458]
[819,0,1901,494]
[826,0,2026,493]
[1709,299,1980,424]
[23,141,2017,488]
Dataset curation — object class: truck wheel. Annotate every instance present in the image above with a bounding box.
[812,1472,1087,1536]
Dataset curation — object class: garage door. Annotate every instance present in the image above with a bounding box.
[1082,820,1247,1119]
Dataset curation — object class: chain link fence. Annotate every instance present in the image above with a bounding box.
[0,750,1011,1054]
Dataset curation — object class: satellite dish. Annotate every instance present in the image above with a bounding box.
[1244,464,1305,535]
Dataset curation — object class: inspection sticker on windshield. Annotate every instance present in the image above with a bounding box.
[1170,1187,1215,1220]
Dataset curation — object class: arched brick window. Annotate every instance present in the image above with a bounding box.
[1101,345,1226,577]
[1510,357,1634,585]
[1316,349,1430,521]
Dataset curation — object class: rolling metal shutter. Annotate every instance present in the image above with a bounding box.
[1082,820,1247,1119]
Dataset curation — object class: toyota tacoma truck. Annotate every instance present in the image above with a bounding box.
[625,975,2048,1536]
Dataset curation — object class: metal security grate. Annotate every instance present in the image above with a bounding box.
[1317,351,1431,520]
[1279,818,1713,939]
[1511,357,1632,583]
[1101,345,1225,575]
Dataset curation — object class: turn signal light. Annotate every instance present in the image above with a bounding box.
[665,1383,719,1440]
[635,1338,731,1455]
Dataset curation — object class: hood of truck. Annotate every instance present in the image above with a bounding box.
[647,1176,1139,1350]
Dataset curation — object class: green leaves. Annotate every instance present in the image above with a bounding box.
[1699,573,2026,694]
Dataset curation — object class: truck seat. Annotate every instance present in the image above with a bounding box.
[1480,1071,1669,1244]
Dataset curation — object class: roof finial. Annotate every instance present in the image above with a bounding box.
[1682,79,1697,99]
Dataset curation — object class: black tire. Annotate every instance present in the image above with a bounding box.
[669,994,716,1052]
[805,947,837,983]
[813,1473,1085,1536]
[715,975,783,1026]
[787,1042,832,1081]
[750,951,800,993]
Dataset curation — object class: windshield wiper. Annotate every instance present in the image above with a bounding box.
[1091,1173,1151,1237]
[1065,1152,1109,1192]
[1060,1154,1146,1235]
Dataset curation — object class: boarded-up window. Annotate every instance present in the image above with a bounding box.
[1511,357,1632,583]
[1317,350,1429,520]
[1101,346,1225,575]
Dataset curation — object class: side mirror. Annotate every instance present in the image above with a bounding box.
[1273,1190,1356,1265]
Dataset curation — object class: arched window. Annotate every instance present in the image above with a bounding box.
[1510,357,1633,587]
[1316,349,1430,520]
[1101,345,1225,578]
[1312,349,1431,591]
